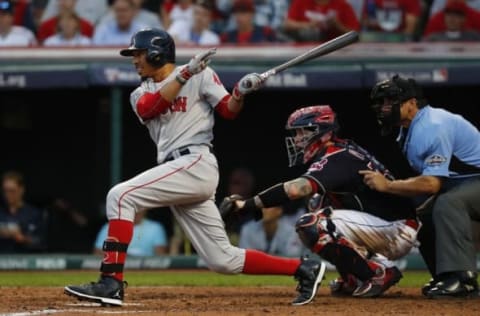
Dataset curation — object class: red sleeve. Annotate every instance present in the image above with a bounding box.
[287,0,305,21]
[37,18,56,43]
[13,1,27,26]
[215,95,238,120]
[424,12,445,36]
[466,7,480,31]
[79,19,94,37]
[403,0,421,16]
[136,92,171,121]
[339,1,361,31]
[163,0,175,13]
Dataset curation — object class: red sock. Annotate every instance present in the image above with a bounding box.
[242,249,301,275]
[101,219,133,281]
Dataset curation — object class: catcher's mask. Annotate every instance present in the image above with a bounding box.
[120,28,175,68]
[285,105,339,167]
[370,75,422,135]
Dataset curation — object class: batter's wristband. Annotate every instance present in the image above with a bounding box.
[257,183,290,208]
[176,67,193,85]
[175,74,188,85]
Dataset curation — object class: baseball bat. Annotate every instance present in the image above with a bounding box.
[253,31,359,85]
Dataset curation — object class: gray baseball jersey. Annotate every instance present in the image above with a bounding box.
[130,66,229,163]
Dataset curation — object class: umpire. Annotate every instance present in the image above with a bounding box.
[360,74,480,298]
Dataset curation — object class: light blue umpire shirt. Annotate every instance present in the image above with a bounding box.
[397,105,480,181]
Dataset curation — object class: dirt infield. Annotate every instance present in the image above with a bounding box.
[1,286,479,316]
[0,286,480,316]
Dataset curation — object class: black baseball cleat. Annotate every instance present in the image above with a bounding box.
[421,278,437,296]
[292,257,326,306]
[426,271,479,299]
[64,276,127,306]
[329,274,359,296]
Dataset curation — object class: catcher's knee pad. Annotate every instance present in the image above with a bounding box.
[295,207,337,253]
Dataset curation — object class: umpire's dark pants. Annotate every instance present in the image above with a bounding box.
[419,176,480,276]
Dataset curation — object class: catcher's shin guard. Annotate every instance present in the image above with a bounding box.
[295,210,376,282]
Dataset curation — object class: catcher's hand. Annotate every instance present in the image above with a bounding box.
[219,194,244,220]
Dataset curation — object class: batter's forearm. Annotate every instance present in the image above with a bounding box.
[386,175,442,196]
[159,79,184,102]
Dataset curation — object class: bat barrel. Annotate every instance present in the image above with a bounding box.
[272,31,359,74]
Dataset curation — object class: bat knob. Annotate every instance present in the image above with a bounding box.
[243,79,252,89]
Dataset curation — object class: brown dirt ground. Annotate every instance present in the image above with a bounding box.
[1,286,479,316]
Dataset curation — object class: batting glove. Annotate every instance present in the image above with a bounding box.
[219,194,244,220]
[232,73,265,100]
[176,47,217,85]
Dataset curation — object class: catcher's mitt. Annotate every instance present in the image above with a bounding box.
[219,194,243,220]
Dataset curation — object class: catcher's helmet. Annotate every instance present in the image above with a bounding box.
[370,75,424,135]
[120,28,175,67]
[285,105,339,167]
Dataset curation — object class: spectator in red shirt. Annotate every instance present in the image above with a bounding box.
[284,0,360,42]
[424,0,480,37]
[423,1,480,41]
[37,0,93,43]
[220,0,276,44]
[12,0,35,32]
[362,0,420,38]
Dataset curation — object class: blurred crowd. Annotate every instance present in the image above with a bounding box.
[0,167,309,257]
[1,0,480,47]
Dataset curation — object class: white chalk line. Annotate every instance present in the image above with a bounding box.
[65,302,144,307]
[1,303,149,316]
[1,309,156,316]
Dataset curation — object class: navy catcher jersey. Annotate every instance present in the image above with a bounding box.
[302,139,417,221]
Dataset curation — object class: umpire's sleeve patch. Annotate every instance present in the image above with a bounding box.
[425,154,447,166]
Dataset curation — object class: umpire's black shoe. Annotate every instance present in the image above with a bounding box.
[426,271,479,299]
[421,278,438,296]
[292,257,326,306]
[64,275,126,306]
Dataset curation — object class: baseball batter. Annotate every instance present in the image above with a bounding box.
[220,105,420,297]
[64,28,325,307]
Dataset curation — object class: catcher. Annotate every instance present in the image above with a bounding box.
[221,105,421,297]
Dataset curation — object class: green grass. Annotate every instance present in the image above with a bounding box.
[0,270,434,287]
